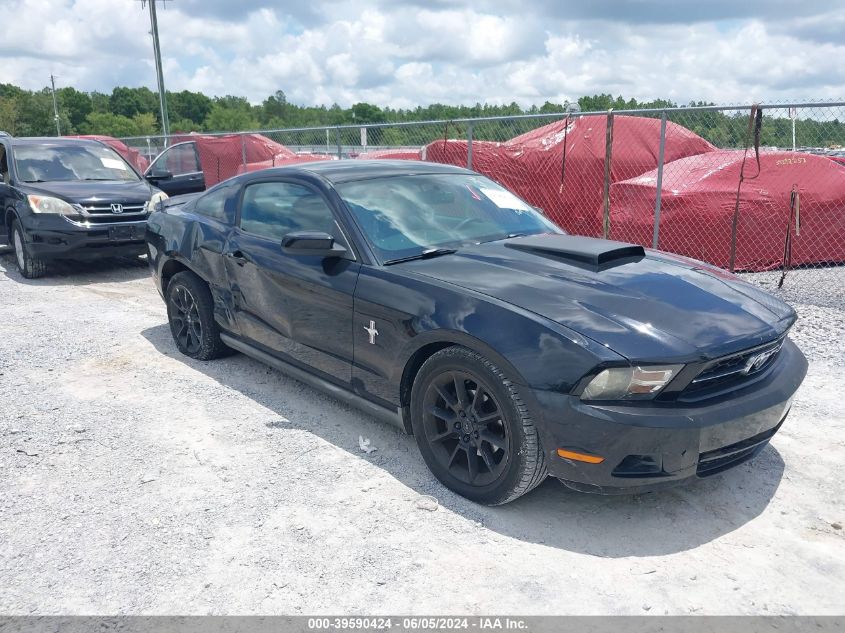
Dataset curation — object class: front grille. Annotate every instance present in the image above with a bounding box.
[696,420,782,477]
[73,202,148,224]
[679,338,784,401]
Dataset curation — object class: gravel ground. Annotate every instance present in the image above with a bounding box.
[0,252,843,615]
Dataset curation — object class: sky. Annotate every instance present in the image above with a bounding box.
[0,0,843,108]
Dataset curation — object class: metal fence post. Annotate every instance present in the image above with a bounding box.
[335,127,342,160]
[467,124,473,170]
[652,111,667,249]
[240,133,247,168]
[602,109,614,239]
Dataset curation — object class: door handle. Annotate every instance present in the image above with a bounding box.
[225,250,247,265]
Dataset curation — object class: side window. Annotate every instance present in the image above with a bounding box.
[0,145,8,184]
[194,184,235,223]
[239,182,338,241]
[150,143,200,176]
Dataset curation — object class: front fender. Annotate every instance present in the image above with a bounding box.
[146,209,236,332]
[352,266,624,408]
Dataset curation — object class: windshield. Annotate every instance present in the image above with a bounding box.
[14,143,140,183]
[337,173,562,262]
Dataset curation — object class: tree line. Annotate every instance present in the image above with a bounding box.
[0,83,842,150]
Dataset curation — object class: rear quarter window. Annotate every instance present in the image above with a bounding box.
[193,183,236,223]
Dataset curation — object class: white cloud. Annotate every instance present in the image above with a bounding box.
[0,0,842,108]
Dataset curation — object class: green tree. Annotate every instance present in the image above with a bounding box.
[0,96,20,134]
[109,86,158,119]
[261,90,289,125]
[350,102,384,124]
[168,90,213,125]
[57,86,92,130]
[170,117,202,133]
[11,89,70,136]
[131,112,159,136]
[80,111,141,137]
[90,91,111,114]
[0,83,26,99]
[203,103,259,132]
[0,80,843,149]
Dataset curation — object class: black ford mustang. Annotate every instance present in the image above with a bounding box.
[145,160,807,505]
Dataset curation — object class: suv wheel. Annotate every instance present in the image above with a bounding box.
[165,271,229,360]
[11,220,47,279]
[410,346,547,505]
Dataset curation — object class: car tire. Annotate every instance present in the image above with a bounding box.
[165,271,229,361]
[410,346,547,505]
[11,220,47,279]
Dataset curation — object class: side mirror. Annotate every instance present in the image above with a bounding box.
[281,231,348,258]
[146,169,173,182]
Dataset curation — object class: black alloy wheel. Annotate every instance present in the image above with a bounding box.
[169,284,202,356]
[411,346,547,505]
[422,370,510,487]
[165,271,230,361]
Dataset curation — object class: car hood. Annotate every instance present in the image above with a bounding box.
[402,234,796,362]
[18,179,155,205]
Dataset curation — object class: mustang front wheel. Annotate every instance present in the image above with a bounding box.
[411,346,547,505]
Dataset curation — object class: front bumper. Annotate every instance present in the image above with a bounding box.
[21,215,147,260]
[530,338,807,494]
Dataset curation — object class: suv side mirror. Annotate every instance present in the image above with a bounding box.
[147,169,173,182]
[281,231,348,258]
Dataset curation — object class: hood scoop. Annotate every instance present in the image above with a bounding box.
[505,234,645,272]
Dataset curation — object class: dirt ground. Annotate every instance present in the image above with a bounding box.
[0,252,843,615]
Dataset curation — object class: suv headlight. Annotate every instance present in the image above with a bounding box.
[145,191,169,212]
[27,195,77,216]
[581,365,683,401]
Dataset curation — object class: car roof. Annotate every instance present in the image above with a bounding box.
[9,137,105,148]
[246,159,475,184]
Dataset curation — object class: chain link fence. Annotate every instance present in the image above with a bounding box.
[119,101,845,296]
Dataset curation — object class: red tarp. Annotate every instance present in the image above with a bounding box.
[610,150,845,271]
[170,133,333,187]
[68,135,149,173]
[423,116,715,235]
[236,153,334,175]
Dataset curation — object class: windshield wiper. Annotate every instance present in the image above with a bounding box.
[479,232,528,244]
[383,247,457,266]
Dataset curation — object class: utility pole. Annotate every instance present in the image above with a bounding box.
[143,0,170,139]
[50,74,61,136]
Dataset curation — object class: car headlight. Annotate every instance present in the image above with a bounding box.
[146,191,169,212]
[581,365,683,401]
[27,195,77,216]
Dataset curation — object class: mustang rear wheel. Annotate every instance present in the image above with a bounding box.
[11,220,47,279]
[411,346,547,505]
[166,271,229,361]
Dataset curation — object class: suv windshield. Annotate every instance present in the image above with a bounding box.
[337,173,561,262]
[14,143,139,183]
